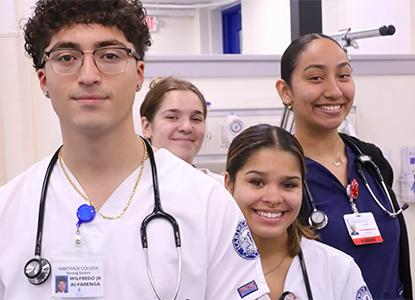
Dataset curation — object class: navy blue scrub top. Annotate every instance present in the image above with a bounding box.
[306,144,403,300]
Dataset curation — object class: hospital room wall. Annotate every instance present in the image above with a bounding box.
[146,0,414,56]
[137,73,415,291]
[0,0,414,293]
[3,69,410,194]
[1,57,414,291]
[322,0,412,55]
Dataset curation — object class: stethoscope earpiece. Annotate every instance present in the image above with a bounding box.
[24,257,51,285]
[308,209,328,230]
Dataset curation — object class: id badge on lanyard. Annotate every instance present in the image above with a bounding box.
[51,250,105,298]
[343,179,383,245]
[51,206,105,298]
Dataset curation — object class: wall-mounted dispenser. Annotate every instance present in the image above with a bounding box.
[221,114,245,146]
[400,147,415,203]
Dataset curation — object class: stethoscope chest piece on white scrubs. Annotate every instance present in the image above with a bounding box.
[24,257,51,285]
[24,147,60,285]
[24,137,183,300]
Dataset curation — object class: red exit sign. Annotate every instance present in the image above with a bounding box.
[145,16,158,32]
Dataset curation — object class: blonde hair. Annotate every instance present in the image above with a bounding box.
[140,76,207,122]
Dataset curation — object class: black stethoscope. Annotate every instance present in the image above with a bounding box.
[307,139,409,230]
[278,249,313,300]
[24,136,182,300]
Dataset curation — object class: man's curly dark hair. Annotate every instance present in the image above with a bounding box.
[24,0,152,70]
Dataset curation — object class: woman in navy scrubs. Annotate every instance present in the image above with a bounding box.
[275,33,412,300]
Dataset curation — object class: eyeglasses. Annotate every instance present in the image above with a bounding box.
[41,47,141,76]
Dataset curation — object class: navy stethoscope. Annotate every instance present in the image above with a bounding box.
[24,136,182,300]
[307,138,409,230]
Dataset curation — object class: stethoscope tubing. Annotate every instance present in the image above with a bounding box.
[35,146,62,256]
[277,249,313,300]
[144,248,182,300]
[356,162,393,213]
[26,137,183,300]
[140,137,182,300]
[24,147,62,285]
[298,249,313,300]
[306,138,408,230]
[355,151,408,217]
[140,137,181,249]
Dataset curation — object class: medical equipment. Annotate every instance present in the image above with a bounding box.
[400,147,415,202]
[328,24,395,52]
[221,114,245,145]
[278,249,313,300]
[195,107,285,173]
[298,249,313,300]
[303,136,409,230]
[24,136,182,300]
[140,137,182,300]
[304,180,328,230]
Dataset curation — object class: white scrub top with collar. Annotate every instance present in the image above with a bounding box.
[283,237,372,300]
[0,149,269,300]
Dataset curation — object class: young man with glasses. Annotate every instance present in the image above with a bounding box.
[0,1,269,299]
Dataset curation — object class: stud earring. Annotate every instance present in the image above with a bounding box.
[285,101,292,110]
[137,84,141,90]
[44,91,49,97]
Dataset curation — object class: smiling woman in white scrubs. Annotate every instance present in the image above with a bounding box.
[225,124,372,300]
[140,76,223,183]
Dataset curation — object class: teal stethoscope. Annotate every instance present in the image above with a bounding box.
[24,136,182,300]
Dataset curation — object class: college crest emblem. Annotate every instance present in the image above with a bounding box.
[356,286,372,300]
[233,220,260,260]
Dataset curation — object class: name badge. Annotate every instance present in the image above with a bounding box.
[343,212,383,245]
[51,251,104,298]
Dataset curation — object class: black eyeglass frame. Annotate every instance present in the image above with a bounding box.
[40,47,142,75]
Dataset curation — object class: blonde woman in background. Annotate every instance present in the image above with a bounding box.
[140,76,223,183]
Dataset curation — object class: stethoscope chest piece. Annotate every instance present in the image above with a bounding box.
[309,209,328,230]
[24,256,51,285]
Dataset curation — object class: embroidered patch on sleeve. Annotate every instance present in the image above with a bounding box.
[237,280,258,298]
[356,286,373,300]
[233,220,260,260]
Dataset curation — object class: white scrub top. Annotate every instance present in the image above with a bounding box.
[199,168,224,185]
[284,238,372,300]
[0,149,269,300]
